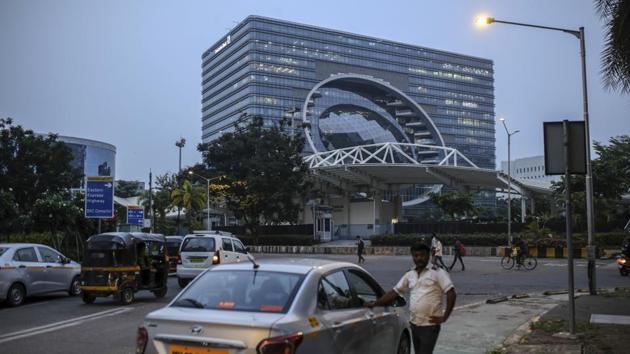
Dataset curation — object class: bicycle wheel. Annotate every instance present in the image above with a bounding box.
[523,257,538,270]
[501,256,515,270]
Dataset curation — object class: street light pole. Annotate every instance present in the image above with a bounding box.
[477,16,597,293]
[175,138,186,235]
[188,172,221,231]
[500,118,519,247]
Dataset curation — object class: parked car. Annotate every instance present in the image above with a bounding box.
[0,243,81,307]
[165,236,184,273]
[176,230,252,288]
[138,258,410,354]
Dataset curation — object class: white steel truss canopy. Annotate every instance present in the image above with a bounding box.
[304,142,552,197]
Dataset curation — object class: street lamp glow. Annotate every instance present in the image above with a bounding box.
[475,15,494,27]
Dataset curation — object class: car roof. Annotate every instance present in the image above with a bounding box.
[209,257,360,275]
[185,230,235,238]
[0,243,50,248]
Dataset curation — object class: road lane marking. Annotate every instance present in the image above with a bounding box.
[0,307,133,344]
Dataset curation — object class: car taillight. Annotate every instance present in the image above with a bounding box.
[177,254,182,265]
[136,326,148,354]
[619,257,627,265]
[256,332,303,354]
[212,250,220,265]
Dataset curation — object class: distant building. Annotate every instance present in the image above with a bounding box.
[201,16,497,216]
[500,155,560,184]
[55,135,116,188]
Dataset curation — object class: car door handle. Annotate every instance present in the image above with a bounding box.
[18,265,26,268]
[46,265,52,268]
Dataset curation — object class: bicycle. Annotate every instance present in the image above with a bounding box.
[501,247,537,270]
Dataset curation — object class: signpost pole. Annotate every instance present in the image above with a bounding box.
[563,120,577,335]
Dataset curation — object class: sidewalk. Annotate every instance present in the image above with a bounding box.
[437,288,630,354]
[434,294,568,354]
[503,288,630,354]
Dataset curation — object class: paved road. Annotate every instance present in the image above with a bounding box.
[0,255,626,354]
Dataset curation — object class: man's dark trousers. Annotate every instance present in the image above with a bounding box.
[410,324,441,354]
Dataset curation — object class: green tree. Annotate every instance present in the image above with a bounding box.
[428,191,475,220]
[170,180,206,231]
[115,180,143,198]
[31,192,83,250]
[596,0,630,93]
[198,116,310,238]
[0,118,82,233]
[552,135,630,230]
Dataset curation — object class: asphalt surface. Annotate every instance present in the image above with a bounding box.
[0,255,626,354]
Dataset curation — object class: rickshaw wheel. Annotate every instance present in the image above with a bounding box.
[82,293,96,304]
[117,287,134,305]
[153,287,167,298]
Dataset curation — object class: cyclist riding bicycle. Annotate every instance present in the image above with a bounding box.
[516,238,528,267]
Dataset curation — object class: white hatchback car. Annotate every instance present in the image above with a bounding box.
[176,231,252,288]
[0,243,81,306]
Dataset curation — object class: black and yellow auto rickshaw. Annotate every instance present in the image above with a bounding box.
[165,235,184,272]
[80,232,169,305]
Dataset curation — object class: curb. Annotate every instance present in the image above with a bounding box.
[486,296,509,304]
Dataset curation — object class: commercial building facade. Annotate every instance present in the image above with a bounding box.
[201,16,496,220]
[56,135,116,189]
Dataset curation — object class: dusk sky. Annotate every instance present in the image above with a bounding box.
[1,0,628,183]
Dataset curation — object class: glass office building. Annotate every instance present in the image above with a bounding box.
[56,135,116,189]
[201,16,495,213]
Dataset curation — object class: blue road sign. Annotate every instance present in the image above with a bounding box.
[85,176,114,218]
[127,206,144,225]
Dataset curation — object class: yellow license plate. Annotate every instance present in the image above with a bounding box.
[189,258,205,263]
[169,344,228,354]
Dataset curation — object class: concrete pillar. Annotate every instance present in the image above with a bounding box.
[345,192,352,238]
[521,197,527,223]
[373,191,383,236]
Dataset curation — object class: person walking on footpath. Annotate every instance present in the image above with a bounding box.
[367,243,456,354]
[449,237,465,271]
[356,236,365,264]
[431,233,448,270]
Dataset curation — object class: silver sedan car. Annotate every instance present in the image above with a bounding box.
[138,258,411,354]
[0,243,82,306]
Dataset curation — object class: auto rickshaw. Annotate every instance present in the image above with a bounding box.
[80,232,169,305]
[165,235,184,273]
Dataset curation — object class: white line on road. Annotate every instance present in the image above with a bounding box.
[0,307,133,344]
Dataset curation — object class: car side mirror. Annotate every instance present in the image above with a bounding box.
[388,296,407,308]
[245,247,250,253]
[59,257,69,264]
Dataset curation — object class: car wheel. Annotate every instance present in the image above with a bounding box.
[7,284,26,307]
[68,276,82,296]
[177,278,189,288]
[118,287,134,305]
[620,268,629,276]
[397,332,411,354]
[153,287,168,298]
[82,292,96,304]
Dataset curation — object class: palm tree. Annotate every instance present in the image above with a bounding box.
[596,0,630,93]
[170,180,207,230]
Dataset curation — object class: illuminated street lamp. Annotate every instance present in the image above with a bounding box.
[474,17,595,262]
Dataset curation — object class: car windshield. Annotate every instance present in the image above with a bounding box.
[173,270,304,313]
[181,237,215,252]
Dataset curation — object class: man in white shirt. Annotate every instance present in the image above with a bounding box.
[367,243,456,354]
